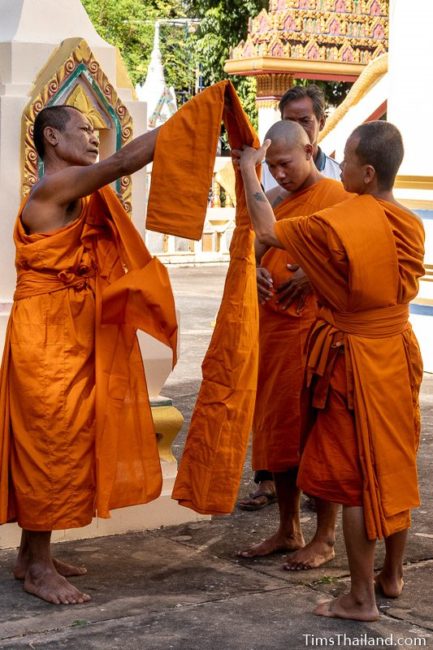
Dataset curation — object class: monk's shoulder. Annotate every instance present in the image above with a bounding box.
[391,200,424,228]
[311,193,357,224]
[281,179,349,216]
[308,178,351,211]
[380,199,425,244]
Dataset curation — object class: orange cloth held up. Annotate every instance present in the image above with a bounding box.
[0,186,177,530]
[275,195,425,540]
[253,179,349,473]
[146,84,226,240]
[147,81,260,514]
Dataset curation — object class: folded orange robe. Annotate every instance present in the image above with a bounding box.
[253,179,349,472]
[0,186,177,530]
[147,83,227,240]
[147,81,260,514]
[275,195,424,539]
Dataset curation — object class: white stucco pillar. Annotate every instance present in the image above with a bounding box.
[387,0,433,176]
[388,0,433,372]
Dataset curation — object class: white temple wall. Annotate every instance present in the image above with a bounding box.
[388,0,433,177]
[0,95,28,344]
[388,0,433,372]
[257,103,280,143]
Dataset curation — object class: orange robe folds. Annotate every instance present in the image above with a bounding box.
[0,186,177,530]
[147,83,227,241]
[275,195,425,539]
[147,81,260,514]
[253,179,349,472]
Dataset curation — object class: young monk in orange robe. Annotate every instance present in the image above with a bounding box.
[0,105,178,605]
[236,121,350,569]
[233,120,424,622]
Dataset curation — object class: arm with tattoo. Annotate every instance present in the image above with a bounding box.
[231,142,283,248]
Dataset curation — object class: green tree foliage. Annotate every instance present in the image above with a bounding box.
[188,0,268,129]
[81,0,349,129]
[81,0,267,120]
[187,0,267,84]
[81,0,197,99]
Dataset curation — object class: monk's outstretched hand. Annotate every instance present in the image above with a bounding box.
[277,264,313,312]
[231,140,271,171]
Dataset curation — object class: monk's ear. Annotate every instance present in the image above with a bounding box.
[43,126,60,148]
[363,164,376,186]
[305,143,314,160]
[318,115,326,131]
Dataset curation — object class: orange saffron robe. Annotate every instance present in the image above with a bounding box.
[253,179,349,472]
[275,195,425,540]
[146,81,260,514]
[0,186,177,530]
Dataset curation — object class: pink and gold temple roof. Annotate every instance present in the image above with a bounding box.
[225,0,388,82]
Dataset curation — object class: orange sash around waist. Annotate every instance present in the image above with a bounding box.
[14,262,96,300]
[307,303,409,400]
[320,303,409,338]
[305,302,420,540]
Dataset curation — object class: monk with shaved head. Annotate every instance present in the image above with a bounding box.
[0,105,178,605]
[235,121,424,621]
[234,120,350,569]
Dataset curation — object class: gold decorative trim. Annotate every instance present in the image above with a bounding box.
[224,56,365,77]
[115,47,138,101]
[256,74,294,98]
[397,199,433,211]
[22,38,133,212]
[227,1,388,75]
[151,404,184,464]
[66,85,108,130]
[423,265,433,283]
[255,99,281,110]
[319,53,388,142]
[394,176,433,191]
[412,297,433,304]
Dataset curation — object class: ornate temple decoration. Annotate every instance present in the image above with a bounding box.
[22,38,133,211]
[225,0,388,100]
[319,52,387,141]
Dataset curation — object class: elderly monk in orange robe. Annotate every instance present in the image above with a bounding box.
[234,120,424,622]
[0,105,178,605]
[237,120,350,570]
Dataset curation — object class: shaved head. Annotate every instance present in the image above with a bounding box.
[350,121,403,190]
[263,120,316,193]
[265,120,310,150]
[34,105,83,159]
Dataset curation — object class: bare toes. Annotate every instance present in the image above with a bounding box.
[314,600,333,617]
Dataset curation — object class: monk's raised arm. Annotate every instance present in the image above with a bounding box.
[232,142,284,249]
[31,127,160,207]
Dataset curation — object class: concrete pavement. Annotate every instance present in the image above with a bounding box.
[0,264,432,649]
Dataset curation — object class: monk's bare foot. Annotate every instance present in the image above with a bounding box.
[237,531,305,558]
[24,563,91,605]
[283,539,335,570]
[374,571,404,598]
[314,594,379,622]
[14,558,87,580]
